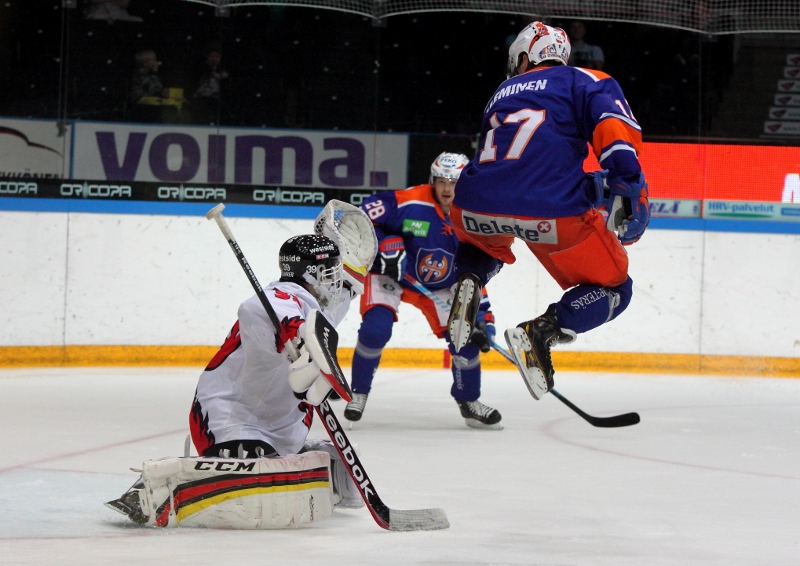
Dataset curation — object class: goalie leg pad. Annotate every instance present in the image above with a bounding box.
[135,453,334,529]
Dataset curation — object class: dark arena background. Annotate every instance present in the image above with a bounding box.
[1,0,799,183]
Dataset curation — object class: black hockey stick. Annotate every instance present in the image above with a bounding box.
[206,204,449,531]
[490,340,640,428]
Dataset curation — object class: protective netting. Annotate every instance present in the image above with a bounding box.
[182,0,800,34]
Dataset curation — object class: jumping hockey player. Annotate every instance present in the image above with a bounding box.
[344,152,502,430]
[106,202,380,529]
[447,22,649,401]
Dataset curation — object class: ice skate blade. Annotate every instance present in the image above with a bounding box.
[504,328,549,400]
[464,418,504,430]
[448,277,477,352]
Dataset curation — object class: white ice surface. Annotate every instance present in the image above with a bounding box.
[0,367,798,565]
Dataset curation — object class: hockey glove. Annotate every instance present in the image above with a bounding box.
[605,172,649,245]
[288,345,332,405]
[587,169,610,209]
[314,200,378,296]
[469,320,496,353]
[287,310,353,405]
[378,236,407,281]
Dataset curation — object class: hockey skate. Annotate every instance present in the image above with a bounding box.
[505,306,575,400]
[105,487,148,525]
[447,273,482,352]
[344,392,368,422]
[456,399,503,430]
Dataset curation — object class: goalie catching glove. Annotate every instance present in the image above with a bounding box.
[314,200,378,295]
[590,170,650,245]
[288,309,353,404]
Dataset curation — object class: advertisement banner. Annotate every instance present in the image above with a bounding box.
[778,80,800,93]
[0,178,377,207]
[768,107,800,120]
[585,142,800,202]
[72,122,409,189]
[774,94,800,106]
[0,118,71,179]
[763,121,800,136]
[783,67,800,79]
[3,119,799,210]
[704,200,800,222]
[649,199,701,218]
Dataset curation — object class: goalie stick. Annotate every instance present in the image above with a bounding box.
[205,203,450,532]
[490,340,640,428]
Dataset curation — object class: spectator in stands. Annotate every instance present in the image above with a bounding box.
[567,21,604,70]
[130,49,165,104]
[130,49,184,123]
[193,44,231,125]
[84,0,142,23]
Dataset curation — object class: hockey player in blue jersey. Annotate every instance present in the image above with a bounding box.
[447,22,649,401]
[344,153,503,429]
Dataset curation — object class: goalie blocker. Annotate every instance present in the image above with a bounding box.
[289,309,353,404]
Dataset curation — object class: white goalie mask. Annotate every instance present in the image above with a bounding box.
[507,21,571,78]
[429,152,469,184]
[279,235,344,312]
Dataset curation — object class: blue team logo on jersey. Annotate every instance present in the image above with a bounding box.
[415,248,453,283]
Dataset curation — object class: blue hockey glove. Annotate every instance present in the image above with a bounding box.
[587,169,610,209]
[378,236,406,281]
[605,172,649,245]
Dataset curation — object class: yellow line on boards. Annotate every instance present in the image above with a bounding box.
[0,346,797,377]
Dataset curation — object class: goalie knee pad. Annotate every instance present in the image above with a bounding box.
[127,453,334,529]
[302,439,364,510]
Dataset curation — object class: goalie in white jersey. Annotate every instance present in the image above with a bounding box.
[189,233,351,458]
[106,202,380,529]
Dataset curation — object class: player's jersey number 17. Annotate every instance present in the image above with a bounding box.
[478,109,546,163]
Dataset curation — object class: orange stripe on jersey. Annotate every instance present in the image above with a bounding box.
[592,118,643,159]
[394,184,436,206]
[394,184,447,222]
[579,68,611,81]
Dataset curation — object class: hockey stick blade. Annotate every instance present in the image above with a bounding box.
[316,400,449,532]
[490,340,640,428]
[549,388,640,428]
[388,508,450,532]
